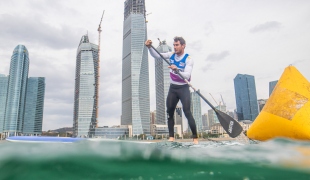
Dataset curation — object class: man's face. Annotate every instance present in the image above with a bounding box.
[173,41,185,55]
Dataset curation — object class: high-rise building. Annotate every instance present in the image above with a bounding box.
[0,74,8,133]
[202,113,209,131]
[23,77,45,135]
[269,80,278,97]
[121,0,150,135]
[208,104,226,127]
[175,106,183,133]
[73,35,99,137]
[4,45,29,136]
[190,90,203,132]
[234,74,259,121]
[150,110,156,125]
[154,40,172,125]
[257,99,267,112]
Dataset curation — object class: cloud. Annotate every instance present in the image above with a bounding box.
[187,40,203,52]
[206,51,230,62]
[204,22,214,36]
[0,14,82,50]
[249,21,282,33]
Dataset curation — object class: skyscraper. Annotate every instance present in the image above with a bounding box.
[0,74,8,133]
[190,90,203,132]
[73,35,99,137]
[23,77,45,135]
[208,105,226,128]
[234,74,259,121]
[202,113,209,130]
[121,0,150,135]
[269,80,278,97]
[155,40,172,125]
[175,106,183,133]
[4,45,29,136]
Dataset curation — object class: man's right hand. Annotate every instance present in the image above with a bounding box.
[145,39,152,48]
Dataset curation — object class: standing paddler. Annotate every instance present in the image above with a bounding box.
[145,36,198,144]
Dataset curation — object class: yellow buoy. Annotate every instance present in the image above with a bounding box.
[247,66,310,141]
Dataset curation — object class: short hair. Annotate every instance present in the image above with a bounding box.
[173,36,186,45]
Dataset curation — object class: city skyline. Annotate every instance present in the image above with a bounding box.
[0,0,309,130]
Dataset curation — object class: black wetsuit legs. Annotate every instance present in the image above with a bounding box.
[166,84,198,138]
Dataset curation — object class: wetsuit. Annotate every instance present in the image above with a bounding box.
[148,47,198,138]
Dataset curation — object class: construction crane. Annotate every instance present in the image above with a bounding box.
[220,94,226,106]
[145,12,152,23]
[209,93,219,106]
[96,10,104,127]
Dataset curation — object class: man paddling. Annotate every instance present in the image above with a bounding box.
[145,37,198,144]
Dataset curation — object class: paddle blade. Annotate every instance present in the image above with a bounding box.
[215,110,243,138]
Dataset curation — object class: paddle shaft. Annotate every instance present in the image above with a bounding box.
[150,45,217,111]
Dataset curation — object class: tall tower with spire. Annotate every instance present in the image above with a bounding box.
[4,45,29,136]
[121,0,150,135]
[73,35,99,137]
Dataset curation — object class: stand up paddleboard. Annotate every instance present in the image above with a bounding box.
[6,136,156,144]
[6,136,84,143]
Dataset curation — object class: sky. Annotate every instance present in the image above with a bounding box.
[0,0,310,131]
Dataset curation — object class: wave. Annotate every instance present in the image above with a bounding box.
[0,138,309,180]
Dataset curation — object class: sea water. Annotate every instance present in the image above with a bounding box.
[0,138,309,180]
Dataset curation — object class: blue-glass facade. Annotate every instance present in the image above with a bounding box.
[190,90,203,132]
[73,35,99,138]
[23,77,45,135]
[234,74,259,121]
[269,80,278,97]
[0,74,8,133]
[4,45,29,135]
[155,41,172,125]
[121,0,150,135]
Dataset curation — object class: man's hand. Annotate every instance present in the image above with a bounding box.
[168,65,179,73]
[145,39,152,48]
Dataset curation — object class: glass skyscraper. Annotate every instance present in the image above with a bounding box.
[190,90,203,132]
[208,104,226,127]
[155,41,172,125]
[174,106,183,133]
[23,77,45,135]
[121,0,150,135]
[73,35,99,137]
[4,45,29,136]
[0,74,8,133]
[269,80,278,97]
[234,74,259,121]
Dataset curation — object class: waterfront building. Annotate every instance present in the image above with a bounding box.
[207,104,226,127]
[234,74,259,121]
[257,99,268,112]
[94,126,129,139]
[155,40,172,125]
[4,45,29,136]
[121,0,150,135]
[175,106,183,133]
[151,124,182,138]
[202,113,209,131]
[23,77,45,135]
[0,74,8,133]
[73,35,99,137]
[269,80,278,97]
[190,90,203,132]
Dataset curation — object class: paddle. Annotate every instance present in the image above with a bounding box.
[150,45,243,138]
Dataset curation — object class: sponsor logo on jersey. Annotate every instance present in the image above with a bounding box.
[179,62,185,67]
